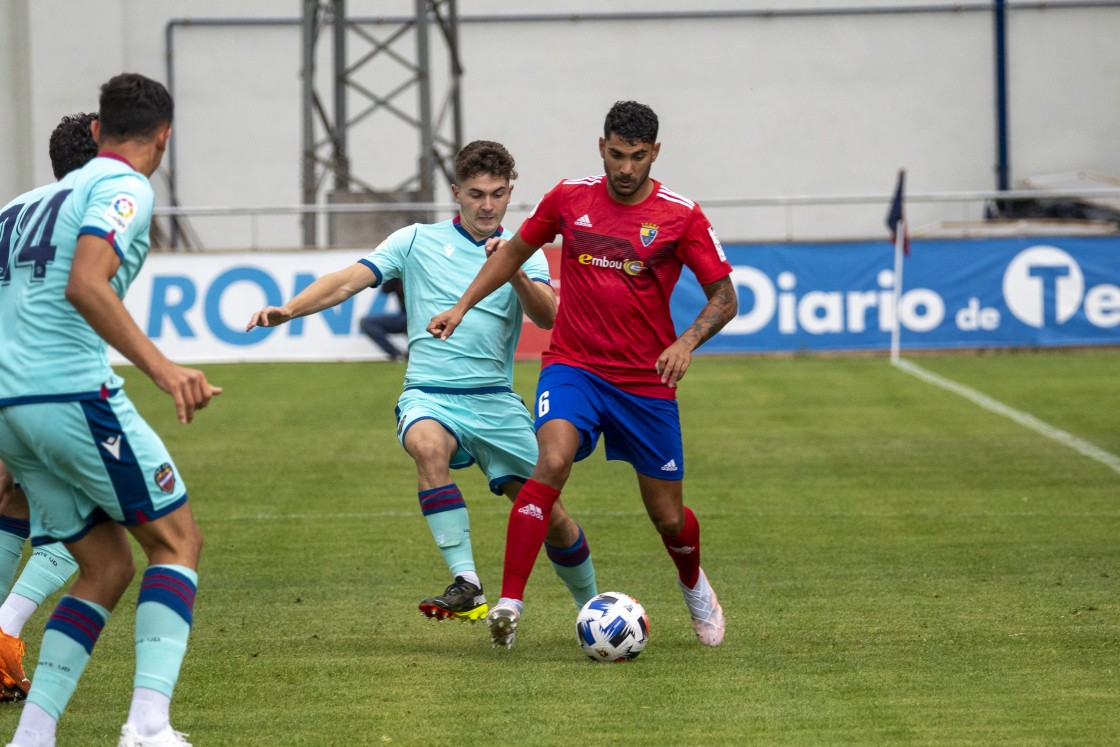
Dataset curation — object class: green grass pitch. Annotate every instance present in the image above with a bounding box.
[2,350,1117,745]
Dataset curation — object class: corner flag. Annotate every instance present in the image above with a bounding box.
[886,169,909,363]
[885,169,910,256]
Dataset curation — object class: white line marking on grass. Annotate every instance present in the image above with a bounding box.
[213,507,1120,523]
[217,509,656,522]
[894,358,1120,477]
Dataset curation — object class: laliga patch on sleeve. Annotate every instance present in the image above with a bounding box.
[708,226,727,262]
[104,194,138,232]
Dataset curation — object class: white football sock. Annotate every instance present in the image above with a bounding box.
[127,686,171,737]
[0,593,40,637]
[12,702,57,747]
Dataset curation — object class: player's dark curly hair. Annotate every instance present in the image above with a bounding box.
[454,140,517,184]
[49,112,99,179]
[98,72,173,141]
[604,101,659,145]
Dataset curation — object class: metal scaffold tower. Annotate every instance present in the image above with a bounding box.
[301,0,462,246]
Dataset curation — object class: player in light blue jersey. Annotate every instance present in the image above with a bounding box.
[0,112,99,702]
[247,140,598,628]
[0,73,221,747]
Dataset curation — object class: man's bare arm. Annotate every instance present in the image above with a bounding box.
[656,275,738,387]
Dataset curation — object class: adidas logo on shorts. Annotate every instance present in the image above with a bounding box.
[661,459,678,472]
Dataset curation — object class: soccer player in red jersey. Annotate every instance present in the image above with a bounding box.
[428,101,738,649]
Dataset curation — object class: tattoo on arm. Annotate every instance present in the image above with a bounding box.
[683,277,738,349]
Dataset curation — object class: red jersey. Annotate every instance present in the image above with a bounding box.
[519,175,732,400]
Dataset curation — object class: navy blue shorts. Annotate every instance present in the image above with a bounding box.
[534,364,683,480]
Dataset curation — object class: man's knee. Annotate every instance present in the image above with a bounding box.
[649,506,685,537]
[132,507,204,567]
[405,424,456,468]
[173,519,204,565]
[0,485,30,520]
[534,448,574,486]
[653,516,684,536]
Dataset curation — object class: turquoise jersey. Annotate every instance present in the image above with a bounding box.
[0,183,56,258]
[359,218,550,391]
[0,154,154,405]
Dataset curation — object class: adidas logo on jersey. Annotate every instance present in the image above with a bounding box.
[575,214,593,228]
[661,459,678,472]
[517,503,544,521]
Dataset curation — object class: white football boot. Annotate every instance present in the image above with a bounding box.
[679,568,725,647]
[485,599,522,649]
[118,724,192,747]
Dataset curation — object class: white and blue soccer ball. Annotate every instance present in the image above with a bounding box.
[575,591,650,662]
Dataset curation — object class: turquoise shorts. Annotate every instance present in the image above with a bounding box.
[395,387,537,495]
[0,391,187,544]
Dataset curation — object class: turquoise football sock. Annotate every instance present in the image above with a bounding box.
[134,565,197,697]
[545,525,598,607]
[27,595,109,719]
[418,485,476,579]
[12,542,78,605]
[1,543,80,637]
[0,516,30,599]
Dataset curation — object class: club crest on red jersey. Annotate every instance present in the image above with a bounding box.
[640,222,659,247]
[154,463,176,494]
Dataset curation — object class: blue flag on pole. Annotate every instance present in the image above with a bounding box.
[885,169,910,256]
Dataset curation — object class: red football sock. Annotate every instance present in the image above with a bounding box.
[501,479,561,601]
[661,505,701,589]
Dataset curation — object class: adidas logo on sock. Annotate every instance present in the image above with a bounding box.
[661,459,678,472]
[517,503,544,521]
[575,214,593,228]
[671,545,696,555]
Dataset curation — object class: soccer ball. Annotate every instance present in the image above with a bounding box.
[575,591,650,662]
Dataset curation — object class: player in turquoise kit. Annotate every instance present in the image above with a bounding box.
[0,73,221,747]
[246,140,597,624]
[0,111,99,702]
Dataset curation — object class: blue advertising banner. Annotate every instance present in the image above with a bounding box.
[675,236,1120,353]
[111,238,1118,364]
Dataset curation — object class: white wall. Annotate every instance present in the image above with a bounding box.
[0,0,33,196]
[4,1,1119,245]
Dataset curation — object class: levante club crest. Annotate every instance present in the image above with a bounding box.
[640,222,659,247]
[154,463,177,494]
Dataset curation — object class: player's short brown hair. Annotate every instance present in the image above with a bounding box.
[454,140,518,184]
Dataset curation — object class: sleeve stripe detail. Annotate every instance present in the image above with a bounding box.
[78,226,124,259]
[357,258,383,286]
[562,175,603,186]
[656,187,696,209]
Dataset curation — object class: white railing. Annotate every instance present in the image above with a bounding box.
[152,187,1120,252]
